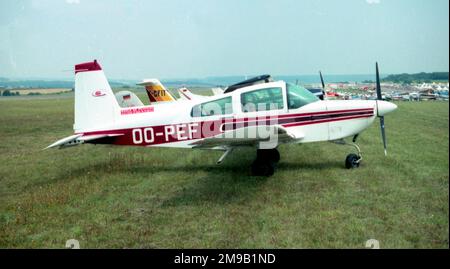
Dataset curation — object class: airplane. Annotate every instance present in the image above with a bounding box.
[46,60,397,176]
[135,80,213,103]
[144,74,325,103]
[137,79,176,103]
[144,76,274,103]
[177,87,207,101]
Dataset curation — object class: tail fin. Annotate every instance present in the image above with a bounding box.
[177,87,206,101]
[211,87,224,96]
[74,60,120,133]
[137,79,176,103]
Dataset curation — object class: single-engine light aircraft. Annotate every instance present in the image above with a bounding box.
[47,60,397,176]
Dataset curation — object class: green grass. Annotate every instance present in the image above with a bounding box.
[0,98,448,248]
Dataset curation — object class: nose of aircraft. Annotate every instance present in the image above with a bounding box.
[377,100,398,116]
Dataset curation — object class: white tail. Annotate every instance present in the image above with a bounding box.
[73,60,120,133]
[211,87,224,96]
[177,87,206,101]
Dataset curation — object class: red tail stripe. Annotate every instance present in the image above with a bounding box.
[75,60,102,74]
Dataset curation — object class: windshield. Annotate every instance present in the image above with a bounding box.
[286,83,320,109]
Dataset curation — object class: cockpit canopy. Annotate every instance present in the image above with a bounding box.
[223,74,273,94]
[191,81,320,117]
[286,83,320,109]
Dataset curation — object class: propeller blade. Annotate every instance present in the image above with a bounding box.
[376,62,387,156]
[319,71,326,100]
[380,116,387,156]
[375,62,382,100]
[319,71,325,89]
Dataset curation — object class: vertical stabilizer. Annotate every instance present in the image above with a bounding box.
[74,60,120,133]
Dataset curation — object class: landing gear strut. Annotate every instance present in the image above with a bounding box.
[251,149,280,176]
[333,135,362,169]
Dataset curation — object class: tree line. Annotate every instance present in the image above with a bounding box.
[381,72,449,84]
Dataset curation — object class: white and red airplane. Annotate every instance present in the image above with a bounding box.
[47,60,397,176]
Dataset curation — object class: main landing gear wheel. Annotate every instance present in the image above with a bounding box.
[251,160,275,177]
[257,148,280,163]
[251,149,280,176]
[345,153,361,169]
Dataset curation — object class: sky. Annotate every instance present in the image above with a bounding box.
[0,0,448,79]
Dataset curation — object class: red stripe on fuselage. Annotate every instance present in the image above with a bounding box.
[78,108,374,146]
[282,114,372,128]
[232,108,374,123]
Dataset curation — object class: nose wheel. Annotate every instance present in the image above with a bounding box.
[251,149,280,176]
[332,137,362,169]
[345,153,361,169]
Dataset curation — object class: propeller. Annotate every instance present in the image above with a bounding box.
[375,62,388,156]
[319,71,326,100]
[319,71,325,89]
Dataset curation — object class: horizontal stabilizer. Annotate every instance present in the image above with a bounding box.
[45,133,123,149]
[45,134,83,149]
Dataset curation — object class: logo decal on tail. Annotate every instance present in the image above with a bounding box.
[92,90,107,97]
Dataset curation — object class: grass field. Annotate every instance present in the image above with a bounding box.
[0,96,448,248]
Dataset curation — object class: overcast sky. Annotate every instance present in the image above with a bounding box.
[0,0,448,79]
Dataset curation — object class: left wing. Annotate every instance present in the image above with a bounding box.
[189,125,303,149]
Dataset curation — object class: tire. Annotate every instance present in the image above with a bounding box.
[257,149,280,163]
[251,160,275,176]
[269,149,280,163]
[345,153,360,169]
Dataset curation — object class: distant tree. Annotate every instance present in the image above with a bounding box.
[2,90,11,96]
[382,72,449,83]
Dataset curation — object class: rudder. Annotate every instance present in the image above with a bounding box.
[74,60,120,133]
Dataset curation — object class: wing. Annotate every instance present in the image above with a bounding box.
[189,125,304,149]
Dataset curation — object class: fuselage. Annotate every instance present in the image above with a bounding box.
[77,81,395,149]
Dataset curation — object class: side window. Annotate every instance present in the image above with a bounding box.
[241,87,284,113]
[287,83,319,109]
[191,96,232,117]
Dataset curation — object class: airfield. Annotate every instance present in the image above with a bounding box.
[0,89,448,248]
